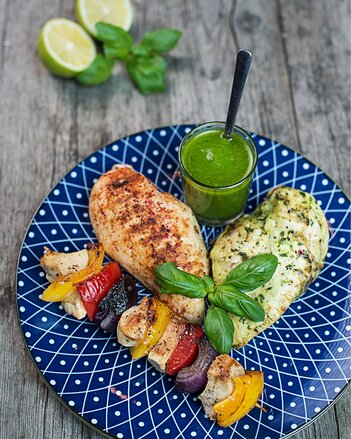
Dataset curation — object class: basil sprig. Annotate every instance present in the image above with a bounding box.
[77,22,181,93]
[154,253,278,354]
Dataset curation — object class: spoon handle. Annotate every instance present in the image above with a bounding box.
[223,50,253,139]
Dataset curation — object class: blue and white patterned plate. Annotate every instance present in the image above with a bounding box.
[17,125,350,439]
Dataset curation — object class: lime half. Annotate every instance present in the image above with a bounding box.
[38,18,96,78]
[76,0,133,37]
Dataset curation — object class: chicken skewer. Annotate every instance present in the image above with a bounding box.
[40,246,264,427]
[117,297,264,425]
[40,245,137,329]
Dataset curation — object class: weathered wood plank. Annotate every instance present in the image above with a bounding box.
[0,0,349,438]
[277,0,350,194]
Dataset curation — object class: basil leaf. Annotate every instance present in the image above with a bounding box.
[204,306,233,354]
[75,55,115,86]
[104,44,130,60]
[154,262,208,298]
[203,275,215,294]
[131,43,154,58]
[223,254,278,292]
[127,55,167,94]
[96,22,133,46]
[140,29,181,53]
[210,284,265,322]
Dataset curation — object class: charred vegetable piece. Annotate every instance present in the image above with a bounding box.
[166,325,203,376]
[76,261,122,321]
[94,275,138,334]
[213,371,264,427]
[175,337,217,393]
[213,377,246,424]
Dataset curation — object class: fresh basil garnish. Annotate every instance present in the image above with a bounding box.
[155,253,278,353]
[75,22,181,93]
[139,29,182,53]
[127,55,167,94]
[154,262,208,298]
[204,306,234,354]
[75,55,115,86]
[96,23,133,61]
[223,253,278,292]
[203,275,215,293]
[209,284,265,322]
[96,22,133,47]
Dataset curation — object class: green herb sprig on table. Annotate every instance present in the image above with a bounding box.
[154,254,278,354]
[76,22,181,94]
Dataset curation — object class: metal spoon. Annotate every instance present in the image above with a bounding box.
[223,49,253,139]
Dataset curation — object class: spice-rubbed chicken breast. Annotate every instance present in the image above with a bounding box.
[211,186,329,348]
[198,354,245,419]
[89,166,210,324]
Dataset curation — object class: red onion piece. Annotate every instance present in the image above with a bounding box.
[175,337,217,393]
[94,275,137,334]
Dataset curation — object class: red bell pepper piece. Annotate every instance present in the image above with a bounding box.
[166,324,203,376]
[76,262,122,321]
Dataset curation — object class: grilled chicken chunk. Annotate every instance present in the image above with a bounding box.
[198,354,245,419]
[117,297,153,347]
[89,166,210,324]
[40,247,88,319]
[148,315,185,373]
[40,247,89,283]
[60,290,87,320]
[211,186,329,348]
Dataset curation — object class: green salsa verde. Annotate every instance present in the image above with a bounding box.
[179,123,257,226]
[181,129,253,187]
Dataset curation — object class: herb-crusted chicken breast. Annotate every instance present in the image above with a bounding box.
[211,186,329,348]
[89,166,209,324]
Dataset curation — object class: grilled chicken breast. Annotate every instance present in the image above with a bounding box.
[198,354,245,419]
[89,166,209,324]
[211,186,329,348]
[40,248,88,319]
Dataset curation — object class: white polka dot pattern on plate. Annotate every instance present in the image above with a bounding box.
[16,127,351,439]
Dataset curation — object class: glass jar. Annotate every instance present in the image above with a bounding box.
[179,121,258,226]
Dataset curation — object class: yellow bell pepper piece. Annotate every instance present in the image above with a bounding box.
[130,299,172,360]
[216,371,264,427]
[41,243,104,302]
[213,376,246,423]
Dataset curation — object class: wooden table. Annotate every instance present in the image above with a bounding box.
[1,0,349,438]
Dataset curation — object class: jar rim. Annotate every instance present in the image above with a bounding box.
[178,121,258,190]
